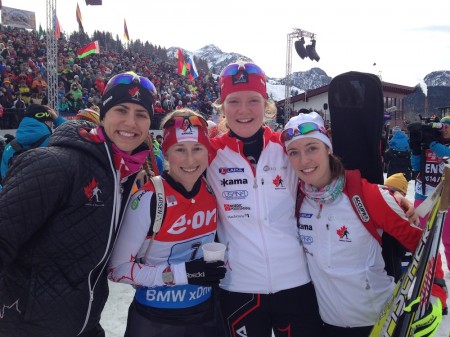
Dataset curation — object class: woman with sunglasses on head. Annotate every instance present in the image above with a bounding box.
[206,61,323,337]
[281,112,447,337]
[108,108,226,337]
[0,71,156,337]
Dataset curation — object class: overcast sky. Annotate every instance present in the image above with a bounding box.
[6,0,450,87]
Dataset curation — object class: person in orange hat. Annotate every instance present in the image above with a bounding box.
[75,108,100,125]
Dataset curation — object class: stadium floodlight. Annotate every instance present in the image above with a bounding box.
[306,39,320,62]
[294,37,308,59]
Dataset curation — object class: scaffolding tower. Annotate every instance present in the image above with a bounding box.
[284,28,316,122]
[46,0,58,111]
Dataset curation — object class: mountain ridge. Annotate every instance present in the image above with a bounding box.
[167,44,450,106]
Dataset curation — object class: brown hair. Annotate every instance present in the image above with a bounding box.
[329,154,345,181]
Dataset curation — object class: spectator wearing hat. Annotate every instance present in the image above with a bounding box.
[0,104,66,179]
[383,129,412,181]
[384,172,408,196]
[17,76,31,105]
[153,100,165,114]
[31,72,48,95]
[0,71,156,337]
[75,108,100,126]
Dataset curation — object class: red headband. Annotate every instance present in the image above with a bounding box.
[162,125,210,154]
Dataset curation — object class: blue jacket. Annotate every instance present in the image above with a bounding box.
[0,116,66,179]
[388,131,409,152]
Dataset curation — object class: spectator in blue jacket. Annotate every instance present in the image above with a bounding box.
[383,129,412,180]
[0,104,66,179]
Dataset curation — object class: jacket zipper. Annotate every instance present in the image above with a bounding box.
[77,144,123,336]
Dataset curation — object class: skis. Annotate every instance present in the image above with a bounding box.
[368,166,450,337]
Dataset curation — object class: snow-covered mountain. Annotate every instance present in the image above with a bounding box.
[167,44,331,101]
[424,71,450,87]
[167,45,450,102]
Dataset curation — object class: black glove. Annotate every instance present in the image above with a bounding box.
[185,259,226,286]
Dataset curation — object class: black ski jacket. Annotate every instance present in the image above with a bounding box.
[0,121,141,337]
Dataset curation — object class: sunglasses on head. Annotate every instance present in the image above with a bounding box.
[220,62,265,78]
[104,71,156,96]
[163,115,208,130]
[280,122,327,143]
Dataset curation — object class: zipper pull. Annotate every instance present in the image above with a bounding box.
[253,178,257,189]
[261,178,264,185]
[316,204,323,219]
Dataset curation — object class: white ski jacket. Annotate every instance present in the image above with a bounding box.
[207,127,311,294]
[298,176,433,327]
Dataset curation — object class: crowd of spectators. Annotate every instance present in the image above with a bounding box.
[0,25,221,130]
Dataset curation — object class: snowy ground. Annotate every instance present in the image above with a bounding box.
[101,179,450,337]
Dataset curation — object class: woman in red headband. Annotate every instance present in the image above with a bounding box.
[206,60,323,337]
[109,108,226,337]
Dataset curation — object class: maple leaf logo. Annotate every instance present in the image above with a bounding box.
[272,175,284,187]
[128,86,140,99]
[224,204,231,211]
[83,178,98,200]
[336,225,350,239]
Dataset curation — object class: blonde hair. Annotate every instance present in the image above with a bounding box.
[160,108,206,129]
[212,97,277,134]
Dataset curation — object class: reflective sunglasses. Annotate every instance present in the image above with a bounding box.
[104,71,156,96]
[280,122,328,143]
[163,115,208,130]
[220,62,265,78]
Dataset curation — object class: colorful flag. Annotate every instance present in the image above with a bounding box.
[54,15,61,39]
[77,40,100,58]
[38,23,44,40]
[186,57,199,80]
[123,18,129,41]
[176,48,185,75]
[76,3,84,32]
[85,0,102,5]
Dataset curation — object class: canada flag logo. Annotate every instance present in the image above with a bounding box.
[84,178,103,206]
[337,225,351,241]
[272,175,285,188]
[128,86,140,100]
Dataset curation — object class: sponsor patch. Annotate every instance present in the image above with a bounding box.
[222,190,248,200]
[219,167,245,175]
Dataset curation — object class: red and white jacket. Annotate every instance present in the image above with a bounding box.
[207,127,311,293]
[298,173,446,327]
[108,176,217,309]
